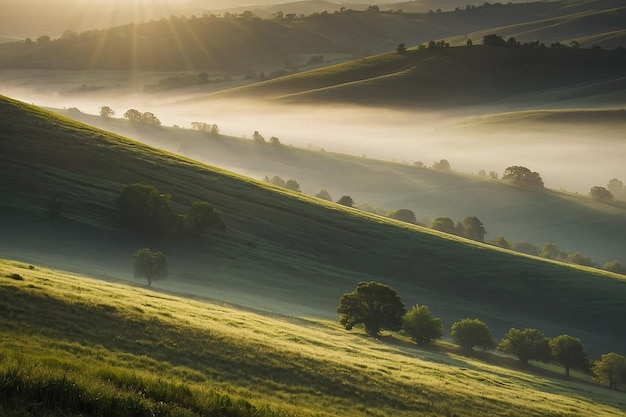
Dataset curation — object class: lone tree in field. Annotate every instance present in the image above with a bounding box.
[502,166,544,188]
[183,202,223,237]
[402,305,443,345]
[498,328,551,365]
[337,281,406,337]
[593,352,626,389]
[133,248,168,287]
[450,318,496,352]
[549,335,590,377]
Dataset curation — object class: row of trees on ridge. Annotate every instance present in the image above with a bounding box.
[337,281,626,387]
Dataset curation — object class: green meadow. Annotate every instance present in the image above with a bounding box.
[2,260,625,417]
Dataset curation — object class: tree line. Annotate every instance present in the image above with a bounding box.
[337,281,626,388]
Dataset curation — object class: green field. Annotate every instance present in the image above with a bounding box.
[2,260,625,416]
[2,93,626,362]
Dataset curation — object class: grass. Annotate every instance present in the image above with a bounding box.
[1,260,626,417]
[2,94,626,359]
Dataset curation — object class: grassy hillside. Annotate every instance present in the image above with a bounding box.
[2,94,626,360]
[214,45,626,107]
[0,1,624,72]
[63,108,626,266]
[2,260,626,416]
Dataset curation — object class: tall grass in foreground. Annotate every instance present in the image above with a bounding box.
[0,352,285,417]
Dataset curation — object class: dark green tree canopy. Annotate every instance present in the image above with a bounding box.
[184,202,223,237]
[337,281,406,337]
[336,195,355,207]
[593,352,626,390]
[450,318,496,352]
[115,183,176,235]
[402,305,443,345]
[462,216,486,242]
[498,328,551,364]
[589,186,613,202]
[502,166,544,188]
[549,335,590,377]
[133,248,168,287]
[431,217,455,234]
[388,209,417,224]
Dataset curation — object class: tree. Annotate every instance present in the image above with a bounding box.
[483,34,505,46]
[502,166,544,188]
[388,209,416,223]
[183,202,223,237]
[123,108,143,123]
[589,186,613,202]
[593,352,626,389]
[498,328,551,364]
[540,243,567,261]
[337,281,406,337]
[462,216,486,242]
[450,318,496,351]
[494,236,512,249]
[549,335,590,377]
[133,248,168,287]
[513,242,539,256]
[115,183,176,235]
[396,43,407,55]
[604,260,626,274]
[315,188,332,201]
[431,217,455,234]
[402,305,443,345]
[432,159,451,171]
[141,112,161,126]
[267,176,286,187]
[607,178,625,201]
[100,106,115,118]
[285,179,302,192]
[567,252,594,267]
[336,195,354,207]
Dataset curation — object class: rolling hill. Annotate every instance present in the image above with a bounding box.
[0,0,624,72]
[3,260,625,416]
[61,107,626,267]
[2,94,626,360]
[211,45,626,108]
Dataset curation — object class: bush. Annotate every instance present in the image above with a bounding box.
[402,305,443,345]
[450,318,496,351]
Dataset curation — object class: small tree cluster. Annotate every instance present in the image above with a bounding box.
[431,216,487,242]
[116,183,223,237]
[191,122,220,136]
[337,282,442,345]
[123,109,161,126]
[502,166,544,188]
[264,175,301,192]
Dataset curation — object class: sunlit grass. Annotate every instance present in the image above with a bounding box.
[1,259,625,416]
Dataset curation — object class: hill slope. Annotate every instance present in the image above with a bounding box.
[2,94,626,358]
[3,261,625,416]
[0,0,624,71]
[62,108,626,266]
[212,45,626,108]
